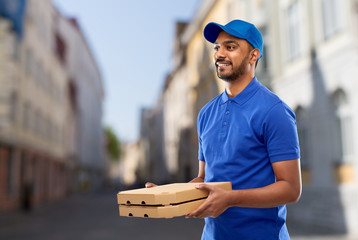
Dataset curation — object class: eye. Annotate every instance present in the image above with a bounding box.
[227,45,235,50]
[214,45,219,51]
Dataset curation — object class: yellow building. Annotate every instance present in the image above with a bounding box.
[160,0,358,237]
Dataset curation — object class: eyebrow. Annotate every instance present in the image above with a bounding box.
[214,40,240,46]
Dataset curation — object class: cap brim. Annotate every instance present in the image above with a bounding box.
[203,22,225,43]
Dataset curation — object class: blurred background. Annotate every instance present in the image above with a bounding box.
[1,0,358,239]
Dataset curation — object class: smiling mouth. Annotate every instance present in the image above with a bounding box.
[216,61,231,70]
[217,63,230,67]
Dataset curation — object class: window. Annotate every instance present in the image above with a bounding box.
[34,109,40,135]
[295,106,309,168]
[23,102,31,131]
[10,92,17,123]
[7,150,16,196]
[295,105,315,184]
[331,89,353,163]
[34,59,40,85]
[258,27,268,70]
[322,0,344,39]
[25,49,32,75]
[286,0,302,60]
[55,33,67,64]
[33,157,40,195]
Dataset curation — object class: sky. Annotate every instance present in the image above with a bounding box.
[52,0,200,142]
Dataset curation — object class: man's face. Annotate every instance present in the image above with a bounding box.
[213,31,252,82]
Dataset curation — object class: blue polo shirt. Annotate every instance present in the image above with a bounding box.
[197,77,300,240]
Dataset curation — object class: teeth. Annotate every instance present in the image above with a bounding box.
[217,63,230,67]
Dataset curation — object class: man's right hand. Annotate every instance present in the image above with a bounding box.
[145,182,157,188]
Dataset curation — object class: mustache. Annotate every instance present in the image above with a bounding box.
[215,59,232,66]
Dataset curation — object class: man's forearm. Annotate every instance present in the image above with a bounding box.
[227,160,301,208]
[189,177,204,183]
[187,159,301,218]
[226,179,301,208]
[187,180,300,218]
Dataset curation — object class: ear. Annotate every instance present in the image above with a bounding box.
[249,49,260,65]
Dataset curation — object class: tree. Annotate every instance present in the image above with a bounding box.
[105,126,121,161]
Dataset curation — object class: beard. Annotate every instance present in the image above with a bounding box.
[216,55,249,82]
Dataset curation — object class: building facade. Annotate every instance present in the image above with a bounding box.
[0,0,105,211]
[56,10,105,191]
[268,0,358,235]
[162,22,195,182]
[139,0,358,237]
[137,96,170,186]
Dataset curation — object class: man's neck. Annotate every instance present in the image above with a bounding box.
[225,74,255,98]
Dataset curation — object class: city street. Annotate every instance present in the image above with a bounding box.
[0,190,356,240]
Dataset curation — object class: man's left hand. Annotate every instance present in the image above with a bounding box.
[186,183,230,218]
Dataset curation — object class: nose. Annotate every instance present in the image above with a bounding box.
[214,48,226,61]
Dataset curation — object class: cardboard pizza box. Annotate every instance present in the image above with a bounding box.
[117,182,231,218]
[119,198,206,218]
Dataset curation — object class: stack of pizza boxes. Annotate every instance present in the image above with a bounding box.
[117,182,232,218]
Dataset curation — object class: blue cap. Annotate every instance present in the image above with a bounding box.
[203,19,263,59]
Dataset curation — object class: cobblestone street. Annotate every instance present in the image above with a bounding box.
[0,190,356,240]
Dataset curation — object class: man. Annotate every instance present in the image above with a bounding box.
[185,19,301,240]
[146,19,301,239]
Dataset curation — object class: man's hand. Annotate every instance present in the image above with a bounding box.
[186,183,230,218]
[145,182,157,188]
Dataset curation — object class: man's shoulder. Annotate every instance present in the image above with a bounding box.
[254,84,296,121]
[255,83,281,104]
[255,83,294,111]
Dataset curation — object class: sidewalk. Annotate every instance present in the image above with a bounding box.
[288,220,358,240]
[0,191,204,240]
[0,191,356,240]
[292,236,357,240]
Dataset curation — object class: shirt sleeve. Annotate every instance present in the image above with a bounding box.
[263,102,300,163]
[197,111,205,162]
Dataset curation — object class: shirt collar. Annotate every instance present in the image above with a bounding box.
[220,77,260,105]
